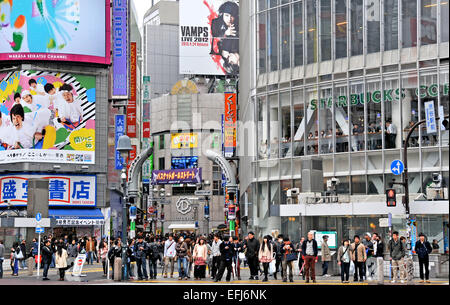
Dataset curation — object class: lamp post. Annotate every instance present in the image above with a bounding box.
[116,134,133,281]
[151,186,171,235]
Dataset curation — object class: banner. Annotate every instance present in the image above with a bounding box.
[130,42,137,102]
[179,0,239,76]
[0,0,110,65]
[152,168,202,185]
[143,122,150,139]
[115,114,125,170]
[0,174,96,207]
[126,100,137,138]
[224,93,236,157]
[112,0,128,98]
[0,70,96,164]
[171,133,198,149]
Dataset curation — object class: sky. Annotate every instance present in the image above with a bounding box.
[132,0,154,28]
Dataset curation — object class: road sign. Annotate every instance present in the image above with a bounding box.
[390,160,404,176]
[148,206,155,214]
[195,190,212,196]
[36,213,42,222]
[35,227,44,233]
[425,101,437,134]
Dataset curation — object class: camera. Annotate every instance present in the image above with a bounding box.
[287,188,300,198]
[432,173,441,183]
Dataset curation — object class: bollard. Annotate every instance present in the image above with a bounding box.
[377,257,384,285]
[114,257,122,281]
[27,257,35,276]
[405,257,414,283]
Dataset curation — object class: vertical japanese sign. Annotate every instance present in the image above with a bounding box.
[127,145,137,174]
[127,100,137,137]
[142,140,153,183]
[115,114,126,170]
[112,0,128,98]
[143,122,151,138]
[425,101,437,134]
[224,93,237,157]
[130,42,137,102]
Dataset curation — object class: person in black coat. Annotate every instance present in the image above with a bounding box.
[244,232,260,280]
[41,240,53,280]
[414,233,433,283]
[301,232,318,283]
[214,236,235,282]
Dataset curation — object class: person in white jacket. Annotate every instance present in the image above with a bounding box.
[163,235,177,278]
[55,243,72,281]
[58,84,83,130]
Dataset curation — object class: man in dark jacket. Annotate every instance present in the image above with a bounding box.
[41,240,53,280]
[301,231,318,283]
[232,236,243,280]
[273,235,284,280]
[414,233,433,283]
[214,236,235,282]
[134,236,148,280]
[244,231,260,280]
[19,239,27,270]
[147,237,160,279]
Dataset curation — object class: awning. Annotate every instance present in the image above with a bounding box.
[168,223,197,230]
[49,208,105,226]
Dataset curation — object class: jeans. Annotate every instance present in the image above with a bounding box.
[149,259,158,278]
[178,257,188,278]
[13,259,19,275]
[86,251,93,264]
[136,257,148,279]
[0,258,3,278]
[322,261,329,275]
[353,261,365,281]
[281,260,294,281]
[50,254,55,268]
[340,262,350,282]
[20,259,27,269]
[418,257,429,280]
[102,259,107,275]
[43,263,50,278]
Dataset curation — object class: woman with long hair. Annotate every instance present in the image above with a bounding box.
[55,242,71,281]
[193,237,208,280]
[258,235,274,282]
[98,240,108,277]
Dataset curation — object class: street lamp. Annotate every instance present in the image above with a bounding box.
[116,134,132,281]
[151,186,171,235]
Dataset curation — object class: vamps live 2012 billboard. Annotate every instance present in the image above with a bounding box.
[180,0,239,76]
[0,70,96,164]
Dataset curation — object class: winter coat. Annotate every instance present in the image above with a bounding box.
[388,239,405,261]
[67,244,78,257]
[258,243,273,262]
[85,240,95,252]
[41,245,53,264]
[337,245,351,263]
[134,241,148,259]
[219,241,235,261]
[321,240,332,262]
[175,242,188,258]
[244,237,260,258]
[55,249,68,268]
[414,241,432,260]
[350,242,367,262]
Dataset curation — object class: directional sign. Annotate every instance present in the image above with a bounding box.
[425,101,437,134]
[35,227,45,234]
[36,213,42,222]
[195,190,212,196]
[390,160,404,176]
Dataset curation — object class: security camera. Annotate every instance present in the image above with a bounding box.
[327,178,340,189]
[287,188,300,198]
[331,177,340,185]
[432,173,441,183]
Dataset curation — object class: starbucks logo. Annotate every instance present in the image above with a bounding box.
[176,198,192,215]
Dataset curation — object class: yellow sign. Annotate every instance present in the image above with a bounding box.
[69,128,95,151]
[171,133,198,149]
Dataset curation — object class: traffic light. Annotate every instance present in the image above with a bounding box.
[386,189,396,207]
[204,205,210,219]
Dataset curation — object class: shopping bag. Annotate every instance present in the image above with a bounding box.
[269,260,276,275]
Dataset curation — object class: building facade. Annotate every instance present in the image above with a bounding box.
[239,0,449,251]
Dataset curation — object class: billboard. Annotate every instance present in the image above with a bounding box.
[115,114,125,170]
[224,93,236,157]
[171,156,199,169]
[179,0,239,76]
[0,0,110,64]
[112,0,128,98]
[171,133,198,149]
[0,70,96,164]
[0,174,96,207]
[129,42,137,102]
[152,168,202,185]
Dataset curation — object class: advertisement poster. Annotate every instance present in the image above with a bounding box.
[180,0,239,76]
[112,0,128,98]
[152,168,202,185]
[224,92,236,157]
[0,70,96,164]
[129,42,137,102]
[0,0,109,64]
[115,114,125,170]
[171,133,198,149]
[0,174,96,207]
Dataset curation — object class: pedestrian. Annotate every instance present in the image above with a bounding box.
[55,242,71,281]
[295,237,305,279]
[147,237,160,279]
[185,237,194,279]
[19,239,28,270]
[372,233,384,258]
[163,234,176,278]
[31,238,39,268]
[11,242,21,276]
[388,231,406,283]
[301,231,318,283]
[85,236,95,265]
[414,233,433,283]
[214,236,235,282]
[431,239,440,254]
[258,235,274,282]
[244,231,260,280]
[41,240,53,280]
[210,234,222,279]
[280,236,296,282]
[232,236,243,280]
[0,240,5,278]
[350,235,367,282]
[176,236,189,280]
[321,235,331,277]
[337,239,351,283]
[193,237,208,280]
[50,238,57,268]
[67,239,78,268]
[273,234,283,280]
[108,240,121,280]
[93,236,99,263]
[362,233,374,280]
[127,238,136,280]
[134,236,149,280]
[99,240,108,277]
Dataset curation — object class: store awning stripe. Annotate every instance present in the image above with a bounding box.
[49,208,104,220]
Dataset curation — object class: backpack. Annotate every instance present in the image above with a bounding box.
[150,243,160,260]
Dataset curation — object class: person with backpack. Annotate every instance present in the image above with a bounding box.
[414,233,433,283]
[388,231,406,283]
[147,237,160,279]
[337,239,351,283]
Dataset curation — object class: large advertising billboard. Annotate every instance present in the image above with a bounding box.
[180,0,239,76]
[0,0,110,64]
[224,93,236,157]
[152,168,202,185]
[0,174,96,207]
[112,0,128,98]
[0,70,96,164]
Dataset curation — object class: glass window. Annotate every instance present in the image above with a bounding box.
[336,176,350,194]
[293,89,305,156]
[159,134,165,149]
[366,0,380,53]
[281,5,291,69]
[270,0,278,8]
[269,181,280,205]
[306,0,317,64]
[335,0,347,59]
[305,86,318,155]
[258,96,268,160]
[257,182,268,219]
[293,1,304,66]
[320,0,332,61]
[350,79,365,152]
[420,72,439,147]
[401,74,420,148]
[258,13,267,73]
[384,75,400,149]
[259,0,267,11]
[402,0,417,48]
[366,78,383,151]
[442,1,449,42]
[350,0,364,56]
[384,0,399,51]
[269,9,279,71]
[158,157,165,170]
[269,94,279,159]
[334,84,349,153]
[368,174,384,194]
[351,175,366,194]
[280,92,292,158]
[439,68,449,147]
[421,0,437,46]
[319,86,333,154]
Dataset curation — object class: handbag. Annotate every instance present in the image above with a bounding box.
[269,259,276,275]
[15,250,24,260]
[238,252,246,261]
[285,252,298,262]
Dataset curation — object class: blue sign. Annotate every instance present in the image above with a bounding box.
[425,101,437,134]
[115,114,126,170]
[35,227,44,234]
[390,160,404,176]
[36,213,42,222]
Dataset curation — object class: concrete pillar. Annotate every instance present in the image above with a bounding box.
[400,90,413,148]
[377,257,384,284]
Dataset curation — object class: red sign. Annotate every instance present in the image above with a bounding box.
[130,42,137,102]
[143,122,150,138]
[127,145,137,174]
[224,93,237,150]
